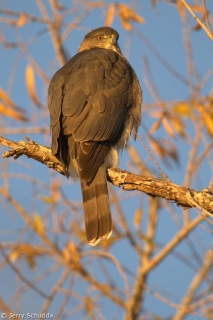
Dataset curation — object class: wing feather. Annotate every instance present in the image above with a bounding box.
[48,47,134,182]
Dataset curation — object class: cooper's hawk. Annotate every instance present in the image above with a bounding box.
[48,27,142,245]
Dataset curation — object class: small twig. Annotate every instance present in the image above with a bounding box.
[183,115,204,187]
[82,250,130,307]
[173,247,213,320]
[127,198,158,320]
[0,296,13,316]
[134,130,171,182]
[0,243,50,300]
[37,0,67,66]
[138,214,205,276]
[202,0,213,35]
[0,9,53,24]
[0,127,49,135]
[181,0,213,41]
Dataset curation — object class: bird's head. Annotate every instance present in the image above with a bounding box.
[78,27,121,54]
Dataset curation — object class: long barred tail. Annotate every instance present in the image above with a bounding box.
[80,163,112,246]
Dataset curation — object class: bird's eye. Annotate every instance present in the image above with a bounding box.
[98,35,103,40]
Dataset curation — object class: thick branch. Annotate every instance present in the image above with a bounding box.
[1,136,213,215]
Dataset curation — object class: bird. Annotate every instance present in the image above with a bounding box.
[48,26,142,246]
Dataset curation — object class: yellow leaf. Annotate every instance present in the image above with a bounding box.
[105,4,115,26]
[140,234,156,249]
[205,113,213,137]
[0,88,16,108]
[10,244,44,270]
[10,249,20,262]
[171,116,186,136]
[100,236,116,250]
[63,245,71,262]
[25,65,42,107]
[33,213,44,234]
[17,13,27,28]
[0,87,28,121]
[0,102,28,121]
[134,208,142,227]
[173,102,192,118]
[40,196,56,204]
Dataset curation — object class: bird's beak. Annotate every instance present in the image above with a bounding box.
[108,34,121,53]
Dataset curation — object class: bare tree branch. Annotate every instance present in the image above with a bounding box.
[173,247,213,320]
[181,0,213,41]
[1,136,213,216]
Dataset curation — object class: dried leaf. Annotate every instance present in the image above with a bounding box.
[177,0,186,19]
[63,245,71,262]
[25,64,42,108]
[150,110,162,118]
[0,102,27,121]
[17,13,27,28]
[149,137,178,164]
[152,0,158,7]
[0,88,23,111]
[162,117,175,138]
[193,12,206,31]
[10,244,43,270]
[149,138,165,159]
[189,5,205,14]
[33,212,44,234]
[63,241,80,263]
[149,114,162,134]
[120,18,132,31]
[0,87,27,121]
[116,3,145,30]
[105,4,115,26]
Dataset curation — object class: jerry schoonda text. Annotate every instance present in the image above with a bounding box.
[5,313,53,319]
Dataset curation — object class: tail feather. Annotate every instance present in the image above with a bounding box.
[80,163,112,246]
